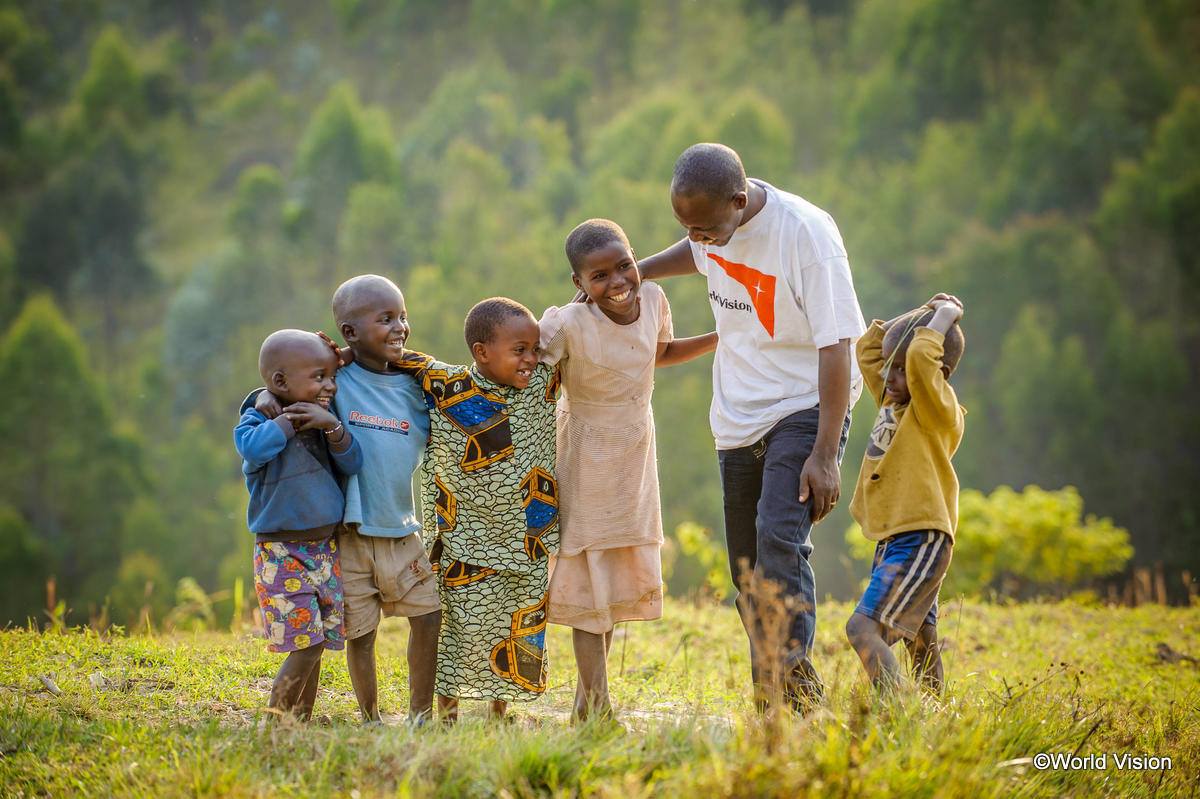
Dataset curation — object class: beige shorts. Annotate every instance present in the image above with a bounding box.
[339,525,440,639]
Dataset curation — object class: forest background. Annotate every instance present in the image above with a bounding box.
[1,0,1197,627]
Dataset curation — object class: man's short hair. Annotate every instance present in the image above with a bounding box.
[464,297,534,348]
[564,218,630,274]
[671,143,748,202]
[883,309,966,375]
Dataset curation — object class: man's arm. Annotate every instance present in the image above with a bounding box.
[798,339,852,523]
[655,332,718,367]
[638,238,699,280]
[572,238,700,304]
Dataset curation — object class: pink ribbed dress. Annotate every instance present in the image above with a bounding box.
[539,281,673,634]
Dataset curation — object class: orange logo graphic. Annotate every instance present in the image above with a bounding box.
[707,253,776,337]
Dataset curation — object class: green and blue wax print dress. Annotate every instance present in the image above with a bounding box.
[396,352,560,701]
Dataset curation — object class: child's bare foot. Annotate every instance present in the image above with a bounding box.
[438,694,459,725]
[267,646,323,723]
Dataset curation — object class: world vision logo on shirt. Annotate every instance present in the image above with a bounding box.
[706,253,776,338]
[348,410,411,435]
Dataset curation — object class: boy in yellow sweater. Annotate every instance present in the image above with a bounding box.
[845,293,965,692]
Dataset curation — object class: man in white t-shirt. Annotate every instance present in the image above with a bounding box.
[640,143,865,711]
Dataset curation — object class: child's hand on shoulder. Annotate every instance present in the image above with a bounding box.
[315,330,352,367]
[283,402,340,433]
[255,390,283,419]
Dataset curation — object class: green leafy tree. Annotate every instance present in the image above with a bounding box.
[990,306,1103,490]
[336,182,410,283]
[0,232,13,324]
[894,0,986,121]
[584,93,694,185]
[295,82,395,259]
[0,296,142,616]
[0,72,20,151]
[0,8,59,102]
[16,125,155,356]
[705,90,792,177]
[842,64,920,159]
[1097,88,1200,311]
[227,163,285,245]
[0,504,47,625]
[118,420,245,593]
[77,25,146,131]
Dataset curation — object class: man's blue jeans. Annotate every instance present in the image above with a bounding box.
[717,407,850,706]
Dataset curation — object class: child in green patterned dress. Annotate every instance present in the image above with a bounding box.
[396,297,560,722]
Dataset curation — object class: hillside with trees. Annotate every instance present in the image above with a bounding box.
[2,0,1197,624]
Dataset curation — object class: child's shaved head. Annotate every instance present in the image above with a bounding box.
[565,219,631,274]
[464,297,535,348]
[883,309,966,375]
[258,329,336,385]
[671,143,747,202]
[332,274,403,326]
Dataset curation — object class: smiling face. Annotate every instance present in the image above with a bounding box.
[572,240,642,324]
[671,188,748,247]
[340,284,410,371]
[268,340,340,408]
[471,313,540,389]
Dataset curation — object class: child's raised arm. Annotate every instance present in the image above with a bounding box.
[906,298,964,429]
[856,321,888,404]
[656,332,717,367]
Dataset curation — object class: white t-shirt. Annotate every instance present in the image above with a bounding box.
[690,180,866,449]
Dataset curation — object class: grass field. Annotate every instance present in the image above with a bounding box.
[1,597,1196,797]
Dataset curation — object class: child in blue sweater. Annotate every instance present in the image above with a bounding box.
[235,329,363,721]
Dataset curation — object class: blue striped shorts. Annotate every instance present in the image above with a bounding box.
[854,530,953,643]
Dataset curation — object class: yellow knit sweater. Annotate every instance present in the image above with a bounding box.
[849,322,966,542]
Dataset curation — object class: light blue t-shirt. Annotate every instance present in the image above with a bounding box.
[333,362,431,537]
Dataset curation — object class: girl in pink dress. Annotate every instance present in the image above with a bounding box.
[540,219,717,721]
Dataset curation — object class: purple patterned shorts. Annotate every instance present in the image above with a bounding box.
[253,537,345,653]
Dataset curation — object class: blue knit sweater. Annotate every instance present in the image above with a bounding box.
[234,408,363,536]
